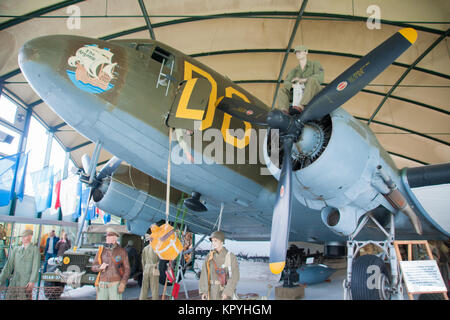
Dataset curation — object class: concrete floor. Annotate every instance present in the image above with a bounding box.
[54,257,349,300]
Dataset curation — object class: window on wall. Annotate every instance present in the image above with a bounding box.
[0,94,20,156]
[0,94,17,124]
[49,138,67,177]
[0,124,20,156]
[24,117,48,196]
[23,117,77,196]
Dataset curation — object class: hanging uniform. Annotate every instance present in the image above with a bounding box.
[276,60,324,111]
[199,247,240,300]
[0,244,40,300]
[139,244,160,300]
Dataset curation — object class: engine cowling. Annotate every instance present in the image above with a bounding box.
[93,165,188,235]
[263,108,399,236]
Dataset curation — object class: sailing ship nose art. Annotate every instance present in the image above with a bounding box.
[66,44,118,94]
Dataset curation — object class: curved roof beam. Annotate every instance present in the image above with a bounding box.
[271,0,309,109]
[191,48,450,80]
[354,116,449,147]
[2,11,448,82]
[387,151,428,166]
[234,80,449,116]
[368,28,450,124]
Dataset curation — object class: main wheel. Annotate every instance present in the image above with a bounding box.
[351,254,392,300]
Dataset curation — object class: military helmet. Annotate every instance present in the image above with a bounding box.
[293,45,308,52]
[21,229,33,237]
[209,230,225,243]
[106,227,120,237]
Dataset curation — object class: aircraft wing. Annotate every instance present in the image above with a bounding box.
[399,163,450,239]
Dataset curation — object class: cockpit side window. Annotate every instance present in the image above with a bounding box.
[151,46,174,68]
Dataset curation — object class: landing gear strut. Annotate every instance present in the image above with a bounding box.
[343,213,404,300]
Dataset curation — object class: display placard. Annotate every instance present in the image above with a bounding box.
[399,260,447,293]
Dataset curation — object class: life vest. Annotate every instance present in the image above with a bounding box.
[149,223,183,260]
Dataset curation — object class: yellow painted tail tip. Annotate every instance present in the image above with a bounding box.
[399,28,417,44]
[270,261,285,274]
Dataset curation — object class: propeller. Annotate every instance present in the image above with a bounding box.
[216,28,417,274]
[74,154,123,249]
[79,155,122,187]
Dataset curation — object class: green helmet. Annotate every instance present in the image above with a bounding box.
[209,230,225,243]
[293,45,308,53]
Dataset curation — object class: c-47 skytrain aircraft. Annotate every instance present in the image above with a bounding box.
[19,27,449,298]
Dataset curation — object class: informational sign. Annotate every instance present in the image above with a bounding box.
[306,257,314,264]
[399,260,447,293]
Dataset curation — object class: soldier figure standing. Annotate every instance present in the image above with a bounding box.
[276,45,324,113]
[139,233,160,300]
[0,229,40,300]
[199,231,240,300]
[91,227,130,300]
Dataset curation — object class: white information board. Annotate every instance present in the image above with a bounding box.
[306,257,314,264]
[399,260,447,293]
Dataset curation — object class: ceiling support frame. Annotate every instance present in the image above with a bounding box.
[367,29,450,125]
[271,0,308,110]
[137,0,156,40]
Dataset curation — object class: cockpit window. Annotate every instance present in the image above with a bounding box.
[152,46,174,68]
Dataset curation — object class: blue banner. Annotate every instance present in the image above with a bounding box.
[15,152,29,202]
[0,153,19,207]
[30,166,54,213]
[103,212,111,224]
[80,186,97,221]
[71,180,83,221]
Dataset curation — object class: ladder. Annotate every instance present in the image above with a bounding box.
[394,240,449,300]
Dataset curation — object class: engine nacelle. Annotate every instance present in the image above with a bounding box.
[263,108,399,236]
[93,165,188,235]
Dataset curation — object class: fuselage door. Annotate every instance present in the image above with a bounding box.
[166,77,211,130]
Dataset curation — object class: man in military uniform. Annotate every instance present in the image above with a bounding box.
[91,227,130,300]
[199,231,240,300]
[276,45,324,113]
[0,229,40,300]
[139,233,160,300]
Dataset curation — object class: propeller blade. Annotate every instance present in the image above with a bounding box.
[81,154,91,176]
[299,28,417,123]
[97,156,122,180]
[216,97,269,125]
[269,137,294,274]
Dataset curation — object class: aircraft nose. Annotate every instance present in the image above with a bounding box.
[19,35,56,72]
[18,35,101,127]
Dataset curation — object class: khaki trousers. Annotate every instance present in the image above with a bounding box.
[276,77,322,111]
[96,281,122,300]
[139,269,160,300]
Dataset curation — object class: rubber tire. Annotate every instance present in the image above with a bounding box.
[351,254,391,300]
[43,281,64,300]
